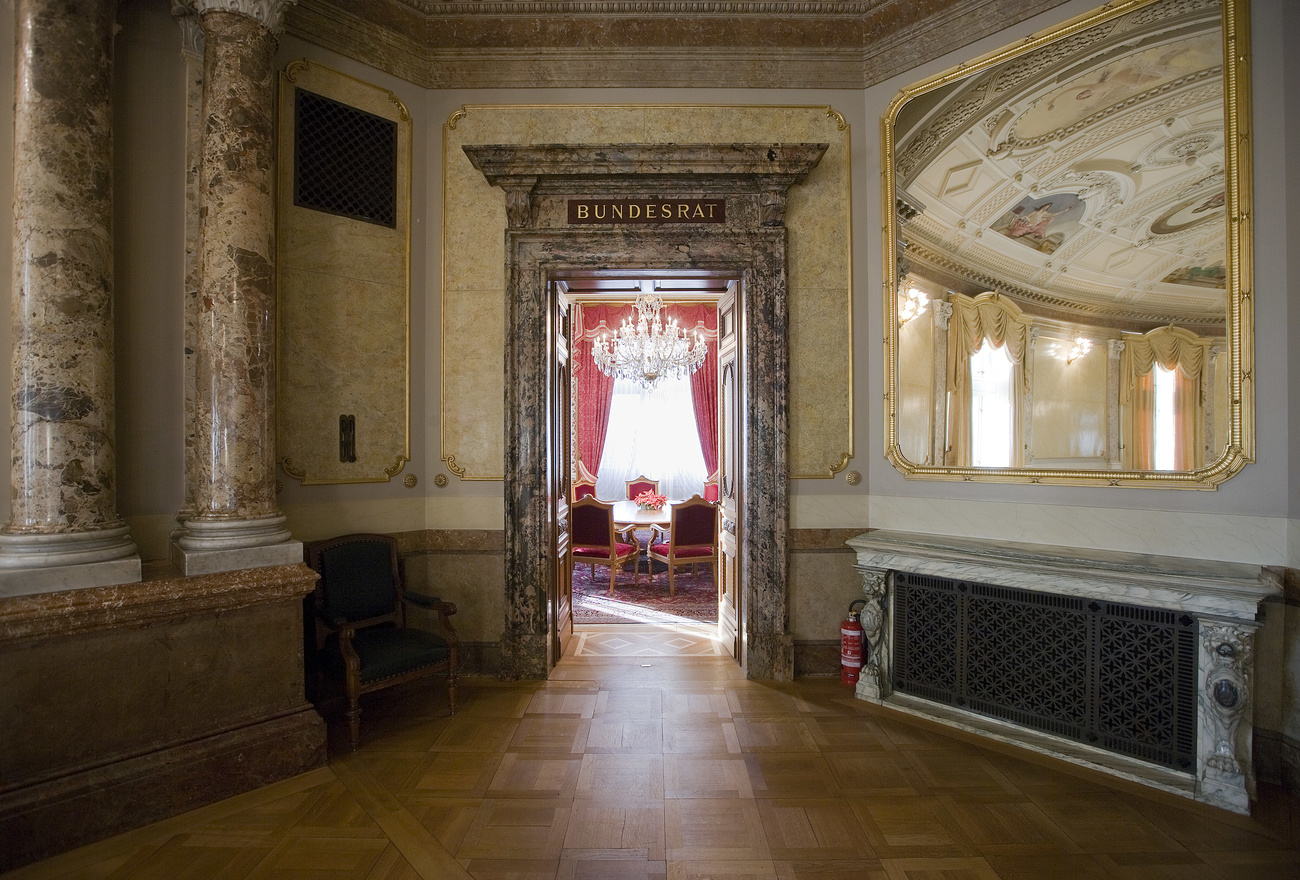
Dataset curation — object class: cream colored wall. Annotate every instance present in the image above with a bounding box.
[896,309,933,466]
[276,62,412,487]
[438,103,854,482]
[1029,332,1107,463]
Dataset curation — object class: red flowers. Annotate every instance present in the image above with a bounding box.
[634,490,667,510]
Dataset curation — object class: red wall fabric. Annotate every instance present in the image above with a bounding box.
[574,301,719,478]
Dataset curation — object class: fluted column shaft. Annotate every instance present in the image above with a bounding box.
[0,0,138,586]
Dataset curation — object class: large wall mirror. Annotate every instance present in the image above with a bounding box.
[883,0,1253,488]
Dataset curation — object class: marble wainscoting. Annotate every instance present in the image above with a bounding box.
[790,528,867,677]
[394,528,506,676]
[847,530,1281,815]
[0,562,327,871]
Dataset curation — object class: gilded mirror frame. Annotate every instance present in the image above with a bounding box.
[882,0,1253,488]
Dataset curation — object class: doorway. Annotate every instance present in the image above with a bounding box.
[556,274,731,645]
[468,142,826,683]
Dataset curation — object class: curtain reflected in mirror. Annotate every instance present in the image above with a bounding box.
[883,0,1252,488]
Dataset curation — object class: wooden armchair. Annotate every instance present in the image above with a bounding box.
[305,533,458,751]
[626,475,659,500]
[648,495,719,595]
[571,497,640,594]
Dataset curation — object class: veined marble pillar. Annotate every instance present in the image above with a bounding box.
[173,0,300,575]
[0,0,140,595]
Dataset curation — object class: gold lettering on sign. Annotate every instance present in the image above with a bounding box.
[567,198,726,224]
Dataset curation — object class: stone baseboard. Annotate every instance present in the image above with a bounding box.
[0,707,325,872]
[794,639,841,678]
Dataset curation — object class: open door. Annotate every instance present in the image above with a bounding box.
[716,282,742,660]
[551,284,574,661]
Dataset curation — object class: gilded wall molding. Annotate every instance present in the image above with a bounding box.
[440,105,853,481]
[275,61,412,485]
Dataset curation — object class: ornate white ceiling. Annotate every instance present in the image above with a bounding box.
[893,0,1227,333]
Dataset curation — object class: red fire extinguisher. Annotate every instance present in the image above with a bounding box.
[841,599,868,686]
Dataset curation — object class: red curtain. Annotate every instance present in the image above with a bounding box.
[670,304,719,476]
[575,302,719,479]
[574,303,634,477]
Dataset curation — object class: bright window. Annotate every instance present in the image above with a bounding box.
[1153,363,1177,471]
[595,375,708,500]
[970,342,1013,467]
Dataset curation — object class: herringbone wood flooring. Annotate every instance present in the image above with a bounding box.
[8,624,1300,879]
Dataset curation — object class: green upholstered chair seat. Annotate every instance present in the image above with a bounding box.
[326,623,451,684]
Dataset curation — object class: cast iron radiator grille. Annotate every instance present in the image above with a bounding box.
[294,89,397,228]
[892,572,1198,772]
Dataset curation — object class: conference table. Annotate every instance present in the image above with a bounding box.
[611,499,673,530]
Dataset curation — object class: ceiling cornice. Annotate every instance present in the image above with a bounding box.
[284,0,1075,90]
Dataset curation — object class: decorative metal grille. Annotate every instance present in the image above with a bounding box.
[893,571,1198,773]
[294,89,397,228]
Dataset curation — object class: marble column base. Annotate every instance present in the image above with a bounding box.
[0,526,140,597]
[173,514,301,575]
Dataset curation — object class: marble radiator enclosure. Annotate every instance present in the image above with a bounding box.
[847,530,1280,815]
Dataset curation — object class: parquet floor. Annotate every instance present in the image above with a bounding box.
[9,623,1300,879]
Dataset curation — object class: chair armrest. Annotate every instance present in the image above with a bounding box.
[649,525,669,545]
[616,525,639,544]
[404,592,460,643]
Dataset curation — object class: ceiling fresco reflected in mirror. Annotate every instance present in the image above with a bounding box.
[882,0,1253,488]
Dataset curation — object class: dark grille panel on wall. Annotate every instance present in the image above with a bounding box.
[294,89,397,228]
[892,571,1198,773]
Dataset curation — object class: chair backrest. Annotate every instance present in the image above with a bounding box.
[573,480,597,500]
[306,533,401,623]
[570,497,616,548]
[626,475,659,499]
[670,496,718,547]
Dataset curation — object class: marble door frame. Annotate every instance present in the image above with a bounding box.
[500,228,793,680]
[464,142,826,681]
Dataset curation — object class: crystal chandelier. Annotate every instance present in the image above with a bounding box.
[592,292,708,388]
[897,286,929,325]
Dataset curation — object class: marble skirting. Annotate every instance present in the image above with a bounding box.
[0,562,327,870]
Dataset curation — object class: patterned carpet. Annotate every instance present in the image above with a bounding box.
[571,546,718,625]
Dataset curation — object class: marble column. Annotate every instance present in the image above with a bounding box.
[170,2,205,523]
[173,0,300,575]
[0,0,140,595]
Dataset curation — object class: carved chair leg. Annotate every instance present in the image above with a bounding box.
[345,699,362,751]
[669,564,676,595]
[608,563,617,595]
[447,668,458,714]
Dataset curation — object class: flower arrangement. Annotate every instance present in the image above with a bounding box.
[634,490,667,511]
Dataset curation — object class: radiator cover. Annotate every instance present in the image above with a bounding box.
[892,571,1199,773]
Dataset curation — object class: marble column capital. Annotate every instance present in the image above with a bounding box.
[171,2,205,58]
[192,0,296,34]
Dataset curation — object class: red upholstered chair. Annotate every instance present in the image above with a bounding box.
[570,496,641,594]
[573,479,597,500]
[703,469,720,502]
[625,475,659,500]
[648,495,719,595]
